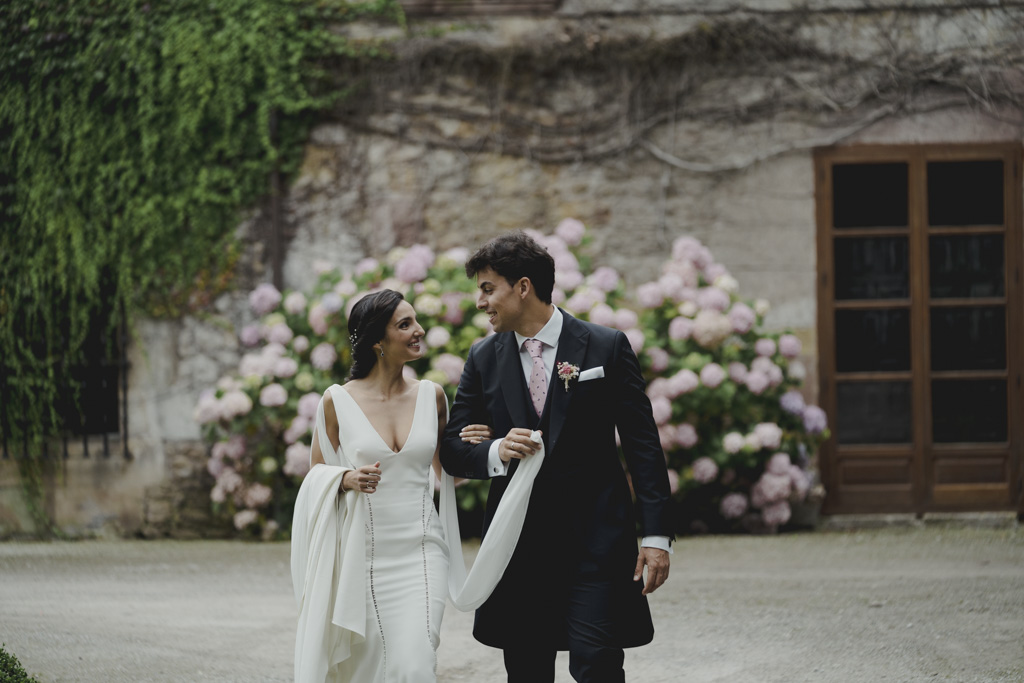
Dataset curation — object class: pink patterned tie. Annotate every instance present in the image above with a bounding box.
[524,338,547,417]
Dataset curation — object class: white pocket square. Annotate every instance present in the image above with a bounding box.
[579,366,605,382]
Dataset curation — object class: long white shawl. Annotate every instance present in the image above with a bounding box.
[291,383,543,681]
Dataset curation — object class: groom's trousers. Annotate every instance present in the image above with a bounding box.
[501,574,626,683]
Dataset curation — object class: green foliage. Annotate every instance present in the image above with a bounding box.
[0,1,403,460]
[0,644,39,683]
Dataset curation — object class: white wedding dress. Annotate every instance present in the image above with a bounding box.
[291,380,544,683]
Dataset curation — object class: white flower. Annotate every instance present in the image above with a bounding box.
[754,298,771,316]
[274,357,298,379]
[320,292,343,314]
[220,390,253,419]
[743,432,763,452]
[588,266,620,292]
[283,291,307,315]
[713,274,739,293]
[651,396,673,425]
[692,310,732,349]
[557,269,584,291]
[335,278,357,297]
[636,282,664,309]
[310,343,338,371]
[249,283,282,315]
[233,509,259,531]
[613,308,639,331]
[555,217,586,245]
[433,353,465,384]
[415,294,443,317]
[294,371,314,392]
[284,442,310,477]
[677,301,698,318]
[266,322,294,345]
[675,423,698,448]
[425,326,451,349]
[193,392,221,424]
[472,312,493,331]
[723,432,745,454]
[589,303,616,327]
[691,457,719,484]
[259,383,288,407]
[754,422,783,450]
[787,360,807,381]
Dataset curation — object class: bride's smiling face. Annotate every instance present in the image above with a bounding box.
[377,300,425,362]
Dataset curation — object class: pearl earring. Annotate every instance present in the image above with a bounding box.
[380,349,384,358]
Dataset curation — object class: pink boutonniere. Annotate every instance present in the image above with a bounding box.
[556,361,580,391]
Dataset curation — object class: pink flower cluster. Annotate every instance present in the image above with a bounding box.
[432,353,465,385]
[691,310,732,349]
[310,342,338,371]
[395,245,436,283]
[283,415,310,444]
[691,457,719,484]
[194,389,254,425]
[238,342,296,380]
[284,442,310,477]
[748,452,812,529]
[283,291,307,315]
[249,283,282,315]
[259,383,287,408]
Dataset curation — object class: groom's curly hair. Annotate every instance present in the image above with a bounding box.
[465,231,556,304]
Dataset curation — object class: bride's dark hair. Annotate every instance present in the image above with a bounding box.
[347,289,405,380]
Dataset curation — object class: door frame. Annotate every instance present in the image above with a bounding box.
[813,142,1023,516]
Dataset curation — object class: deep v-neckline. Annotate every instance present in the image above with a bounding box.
[338,380,424,455]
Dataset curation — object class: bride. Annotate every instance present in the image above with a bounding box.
[290,289,543,682]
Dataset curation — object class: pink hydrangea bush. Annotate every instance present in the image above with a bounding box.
[195,219,828,538]
[195,243,483,537]
[631,234,829,534]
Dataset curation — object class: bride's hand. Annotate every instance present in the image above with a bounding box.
[459,424,493,444]
[342,462,381,494]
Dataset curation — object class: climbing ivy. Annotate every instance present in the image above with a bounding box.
[0,1,403,464]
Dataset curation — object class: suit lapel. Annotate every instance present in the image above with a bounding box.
[495,332,533,430]
[546,310,589,455]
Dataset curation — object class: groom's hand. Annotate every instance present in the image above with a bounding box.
[634,547,670,595]
[498,428,542,463]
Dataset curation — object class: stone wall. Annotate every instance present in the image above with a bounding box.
[8,1,1020,537]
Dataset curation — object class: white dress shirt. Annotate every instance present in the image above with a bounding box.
[484,307,671,553]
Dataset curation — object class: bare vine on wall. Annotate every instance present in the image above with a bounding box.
[333,7,1024,174]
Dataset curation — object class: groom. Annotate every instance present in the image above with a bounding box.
[441,231,673,683]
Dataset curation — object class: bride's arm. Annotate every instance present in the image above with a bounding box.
[434,383,491,484]
[312,390,371,493]
[432,384,448,483]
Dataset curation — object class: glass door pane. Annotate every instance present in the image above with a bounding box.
[929,234,1005,298]
[930,306,1006,371]
[927,161,1004,226]
[835,309,911,372]
[932,379,1008,443]
[837,381,912,444]
[835,237,909,299]
[833,163,908,228]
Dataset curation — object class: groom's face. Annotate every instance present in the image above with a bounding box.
[476,267,524,334]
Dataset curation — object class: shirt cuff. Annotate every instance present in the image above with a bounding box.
[487,440,508,477]
[641,536,673,554]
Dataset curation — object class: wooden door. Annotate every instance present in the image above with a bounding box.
[814,143,1023,515]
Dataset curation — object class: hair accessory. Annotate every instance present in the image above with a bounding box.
[349,333,357,346]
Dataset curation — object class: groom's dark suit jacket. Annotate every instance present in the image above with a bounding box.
[441,309,672,650]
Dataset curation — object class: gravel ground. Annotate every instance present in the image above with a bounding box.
[1,526,1022,682]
